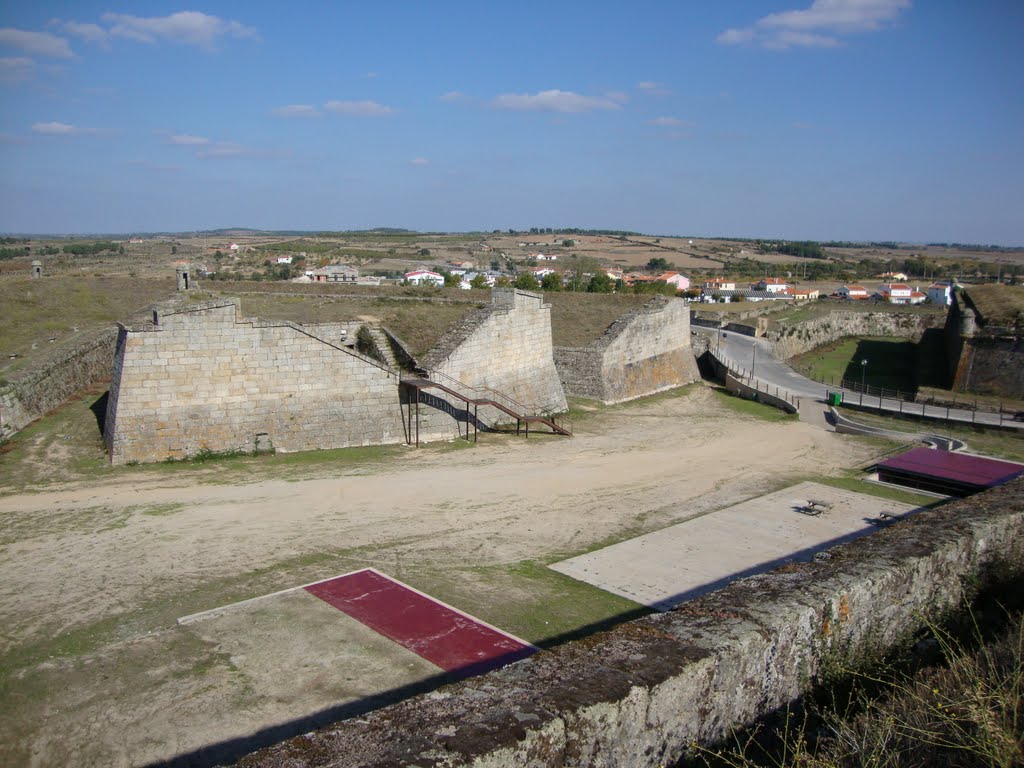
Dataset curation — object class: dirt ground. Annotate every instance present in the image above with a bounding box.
[0,385,899,767]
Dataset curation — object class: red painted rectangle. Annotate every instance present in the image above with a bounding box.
[305,569,535,675]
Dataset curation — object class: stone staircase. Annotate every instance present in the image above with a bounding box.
[364,326,401,370]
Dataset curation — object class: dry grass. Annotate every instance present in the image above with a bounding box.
[0,275,175,375]
[962,284,1024,327]
[689,609,1024,768]
[545,292,650,347]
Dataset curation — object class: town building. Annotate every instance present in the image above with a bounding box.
[405,270,445,286]
[836,285,870,300]
[752,277,788,293]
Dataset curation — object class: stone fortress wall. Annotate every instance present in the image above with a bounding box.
[104,290,573,464]
[0,328,117,439]
[103,300,454,464]
[421,288,568,418]
[944,289,1024,399]
[554,296,700,404]
[766,310,943,360]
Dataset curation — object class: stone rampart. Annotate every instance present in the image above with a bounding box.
[422,289,567,417]
[945,290,1024,398]
[555,297,699,404]
[240,477,1024,768]
[103,300,461,464]
[767,310,943,360]
[0,329,117,438]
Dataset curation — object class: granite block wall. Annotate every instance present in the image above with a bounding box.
[422,289,568,420]
[104,301,460,464]
[555,297,700,404]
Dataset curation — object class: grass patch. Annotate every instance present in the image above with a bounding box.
[791,336,918,392]
[0,275,174,373]
[711,388,799,422]
[837,407,1024,463]
[408,560,648,648]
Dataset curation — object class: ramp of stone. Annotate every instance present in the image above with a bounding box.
[305,569,536,674]
[550,481,920,611]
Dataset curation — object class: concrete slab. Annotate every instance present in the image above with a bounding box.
[550,481,919,610]
[180,587,442,713]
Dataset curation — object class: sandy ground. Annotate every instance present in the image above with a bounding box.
[0,386,885,767]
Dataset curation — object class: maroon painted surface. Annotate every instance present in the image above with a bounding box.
[877,447,1024,488]
[305,570,534,674]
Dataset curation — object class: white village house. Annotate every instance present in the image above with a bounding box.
[405,269,445,286]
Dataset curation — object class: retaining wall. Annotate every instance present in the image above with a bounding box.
[422,289,567,416]
[0,329,117,438]
[767,310,943,360]
[555,297,700,404]
[945,291,1024,399]
[240,477,1024,768]
[104,300,460,464]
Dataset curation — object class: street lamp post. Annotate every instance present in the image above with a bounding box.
[860,359,868,406]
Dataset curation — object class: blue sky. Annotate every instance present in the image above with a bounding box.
[1,1,1022,244]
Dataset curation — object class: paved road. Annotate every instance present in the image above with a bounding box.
[694,327,1024,431]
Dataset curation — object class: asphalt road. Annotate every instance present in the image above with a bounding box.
[693,327,1023,431]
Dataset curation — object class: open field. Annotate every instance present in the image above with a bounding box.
[0,275,175,375]
[0,383,916,767]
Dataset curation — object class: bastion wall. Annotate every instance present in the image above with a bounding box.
[945,290,1024,399]
[0,329,116,439]
[421,289,568,417]
[554,296,699,404]
[103,300,459,464]
[766,310,943,360]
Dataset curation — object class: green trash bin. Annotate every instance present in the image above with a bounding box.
[828,391,843,406]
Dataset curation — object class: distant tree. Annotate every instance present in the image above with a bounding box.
[647,257,670,271]
[495,275,512,287]
[562,239,575,247]
[514,272,540,290]
[171,245,177,254]
[541,272,563,292]
[587,271,615,293]
[419,248,431,256]
[442,270,461,288]
[470,274,489,290]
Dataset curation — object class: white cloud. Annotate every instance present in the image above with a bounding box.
[166,133,209,146]
[718,0,910,49]
[0,56,35,83]
[324,99,394,117]
[195,141,254,158]
[490,89,621,113]
[101,11,259,50]
[31,121,99,136]
[439,91,465,102]
[605,91,630,103]
[0,28,73,59]
[55,20,108,45]
[649,116,694,127]
[408,157,429,167]
[637,80,672,96]
[272,104,320,118]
